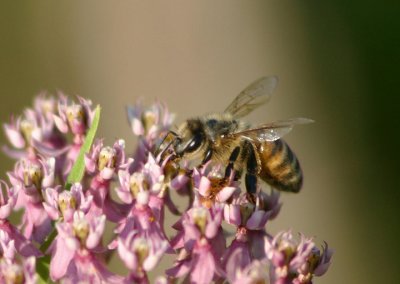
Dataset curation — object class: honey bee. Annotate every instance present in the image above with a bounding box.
[159,76,312,195]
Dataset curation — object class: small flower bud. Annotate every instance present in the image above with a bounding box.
[35,96,55,115]
[2,263,24,284]
[73,217,89,244]
[66,104,87,135]
[22,161,43,189]
[58,191,77,216]
[97,146,117,171]
[191,207,208,235]
[66,104,85,126]
[278,238,297,260]
[141,110,157,134]
[130,173,143,197]
[19,119,35,144]
[133,238,150,266]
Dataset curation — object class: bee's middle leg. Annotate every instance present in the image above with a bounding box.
[224,146,241,179]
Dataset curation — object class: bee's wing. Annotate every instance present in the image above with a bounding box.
[228,118,314,142]
[224,76,278,118]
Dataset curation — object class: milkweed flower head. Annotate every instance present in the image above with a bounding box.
[0,229,38,284]
[127,100,174,142]
[265,231,333,284]
[166,205,226,283]
[127,101,175,172]
[6,156,55,243]
[49,211,124,283]
[53,95,95,137]
[0,255,37,284]
[0,93,332,283]
[42,183,92,222]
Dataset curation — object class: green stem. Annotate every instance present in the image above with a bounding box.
[40,227,57,253]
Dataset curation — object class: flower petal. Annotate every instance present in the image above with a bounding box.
[50,237,75,280]
[217,186,237,203]
[53,114,68,133]
[246,210,268,230]
[198,176,211,197]
[4,125,25,148]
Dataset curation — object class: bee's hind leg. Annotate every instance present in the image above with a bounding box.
[245,142,258,195]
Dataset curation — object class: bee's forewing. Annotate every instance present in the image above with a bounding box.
[242,127,293,142]
[232,117,314,142]
[224,76,278,118]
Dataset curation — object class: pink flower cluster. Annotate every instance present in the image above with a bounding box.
[0,94,333,283]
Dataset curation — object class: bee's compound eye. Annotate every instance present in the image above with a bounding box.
[185,134,203,153]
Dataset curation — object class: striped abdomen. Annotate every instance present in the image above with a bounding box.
[255,139,303,192]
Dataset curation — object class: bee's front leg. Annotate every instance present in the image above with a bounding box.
[155,131,179,162]
[201,148,213,166]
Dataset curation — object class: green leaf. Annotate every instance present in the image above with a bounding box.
[36,255,53,284]
[34,106,100,282]
[66,105,101,188]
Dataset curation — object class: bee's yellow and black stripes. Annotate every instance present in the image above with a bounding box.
[256,139,303,193]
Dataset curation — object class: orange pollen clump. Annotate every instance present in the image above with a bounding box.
[199,176,229,208]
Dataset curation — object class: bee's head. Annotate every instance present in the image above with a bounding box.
[174,119,207,159]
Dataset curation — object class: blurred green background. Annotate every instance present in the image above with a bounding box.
[1,1,399,283]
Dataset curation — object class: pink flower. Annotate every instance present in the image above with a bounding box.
[222,191,281,281]
[222,234,252,282]
[4,109,53,157]
[85,139,131,179]
[0,181,17,220]
[0,256,37,284]
[294,242,333,283]
[8,157,55,206]
[118,231,169,283]
[0,225,42,258]
[0,230,17,260]
[127,100,174,143]
[127,101,175,171]
[231,259,270,284]
[0,96,334,283]
[7,157,55,242]
[3,96,67,161]
[110,189,172,260]
[223,190,281,230]
[167,206,225,283]
[3,116,29,153]
[265,231,332,283]
[50,211,123,283]
[0,228,41,264]
[43,183,92,222]
[115,154,185,234]
[48,95,96,176]
[53,95,94,137]
[0,181,42,258]
[192,166,240,209]
[84,139,132,222]
[33,93,57,119]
